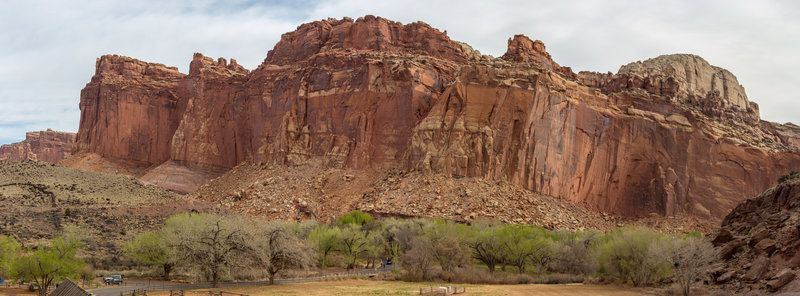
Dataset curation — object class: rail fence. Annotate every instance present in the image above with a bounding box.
[419,286,466,295]
[116,266,394,294]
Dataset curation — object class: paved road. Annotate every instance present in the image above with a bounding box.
[88,267,394,296]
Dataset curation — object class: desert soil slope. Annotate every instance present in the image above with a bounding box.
[0,160,212,269]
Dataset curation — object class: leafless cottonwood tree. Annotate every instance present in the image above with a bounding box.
[669,236,719,296]
[248,221,312,285]
[164,213,248,287]
[401,236,436,281]
[432,237,470,273]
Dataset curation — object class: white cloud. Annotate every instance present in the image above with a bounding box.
[1,0,798,144]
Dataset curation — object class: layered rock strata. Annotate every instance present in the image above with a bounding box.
[0,129,75,163]
[73,16,800,218]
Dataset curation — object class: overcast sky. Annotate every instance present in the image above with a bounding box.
[1,0,799,144]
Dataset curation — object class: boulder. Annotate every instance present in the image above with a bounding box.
[754,238,777,255]
[768,269,796,292]
[717,270,737,283]
[743,255,770,282]
[713,228,734,247]
[749,227,771,247]
[719,239,746,260]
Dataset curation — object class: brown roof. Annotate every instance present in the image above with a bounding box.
[49,279,89,296]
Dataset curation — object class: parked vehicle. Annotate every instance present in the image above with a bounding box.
[103,274,123,285]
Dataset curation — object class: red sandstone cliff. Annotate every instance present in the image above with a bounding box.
[71,16,800,219]
[0,129,75,163]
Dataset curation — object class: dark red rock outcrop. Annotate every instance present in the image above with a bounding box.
[0,129,75,163]
[501,35,577,79]
[265,16,476,66]
[712,173,800,293]
[71,16,800,218]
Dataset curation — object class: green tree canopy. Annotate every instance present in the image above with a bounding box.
[124,231,178,279]
[594,227,672,286]
[306,225,340,269]
[13,237,84,296]
[464,221,505,273]
[338,224,373,270]
[0,235,21,279]
[498,224,548,274]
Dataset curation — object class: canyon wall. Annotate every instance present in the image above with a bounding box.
[72,16,800,218]
[0,130,75,163]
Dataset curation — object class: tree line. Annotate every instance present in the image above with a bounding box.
[124,210,718,295]
[0,210,719,296]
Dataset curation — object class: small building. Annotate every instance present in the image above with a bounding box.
[49,279,89,296]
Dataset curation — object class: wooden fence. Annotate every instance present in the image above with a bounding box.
[121,288,147,296]
[419,286,466,295]
[204,291,249,296]
[122,289,249,296]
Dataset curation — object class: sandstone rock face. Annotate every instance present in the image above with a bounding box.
[0,130,75,163]
[72,16,800,218]
[413,62,800,217]
[75,55,186,164]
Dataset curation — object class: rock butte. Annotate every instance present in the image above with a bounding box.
[0,129,75,163]
[70,15,800,219]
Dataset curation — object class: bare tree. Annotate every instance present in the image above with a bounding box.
[401,236,436,281]
[163,213,248,287]
[433,237,470,272]
[249,221,312,285]
[669,236,719,296]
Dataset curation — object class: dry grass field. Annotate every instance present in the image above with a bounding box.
[146,280,647,296]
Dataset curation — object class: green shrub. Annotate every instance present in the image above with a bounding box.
[594,227,672,286]
[778,171,799,183]
[338,210,374,226]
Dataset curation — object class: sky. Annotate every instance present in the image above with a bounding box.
[1,0,799,144]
